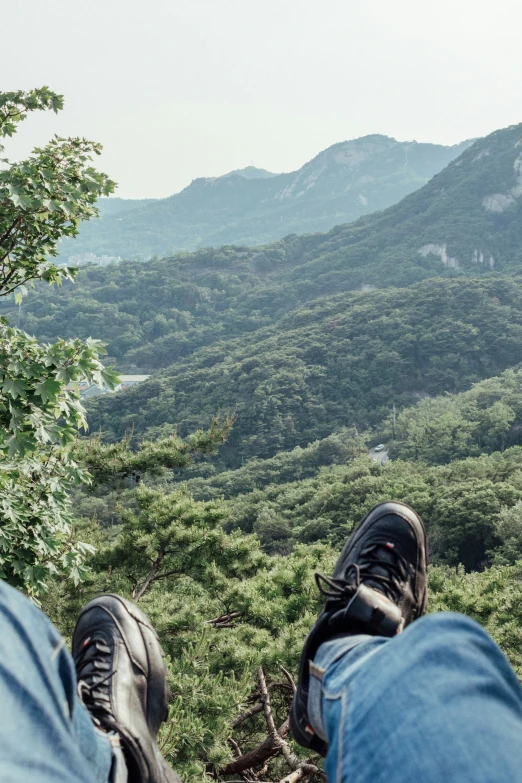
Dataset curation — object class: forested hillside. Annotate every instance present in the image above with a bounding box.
[10,123,522,376]
[85,277,522,464]
[186,370,522,570]
[58,364,522,782]
[57,119,522,780]
[56,135,471,261]
[5,89,522,783]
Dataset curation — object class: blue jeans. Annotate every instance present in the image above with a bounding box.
[0,580,118,782]
[309,612,522,782]
[4,583,522,783]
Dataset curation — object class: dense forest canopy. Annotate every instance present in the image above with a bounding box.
[84,276,522,465]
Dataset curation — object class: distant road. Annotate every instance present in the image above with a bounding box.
[368,446,389,464]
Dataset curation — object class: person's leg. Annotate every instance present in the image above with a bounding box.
[0,580,116,783]
[291,501,522,781]
[310,612,522,782]
[291,501,428,754]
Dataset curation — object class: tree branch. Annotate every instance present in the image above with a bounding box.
[207,610,242,628]
[279,768,312,783]
[258,666,298,771]
[220,718,290,775]
[0,216,21,247]
[280,665,297,694]
[2,273,39,297]
[231,702,265,728]
[228,737,242,757]
[132,550,165,602]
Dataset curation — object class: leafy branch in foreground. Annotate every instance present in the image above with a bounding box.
[0,86,117,595]
[0,88,63,140]
[0,325,119,595]
[0,87,115,299]
[77,412,236,486]
[0,333,232,597]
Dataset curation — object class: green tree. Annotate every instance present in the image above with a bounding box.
[0,88,115,298]
[477,401,516,453]
[0,87,117,595]
[253,503,292,554]
[98,483,263,602]
[493,500,522,565]
[0,327,118,593]
[45,506,333,783]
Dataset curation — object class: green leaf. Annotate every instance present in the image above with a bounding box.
[2,378,26,399]
[8,192,34,210]
[34,378,61,404]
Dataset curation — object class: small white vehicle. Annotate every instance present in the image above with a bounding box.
[374,444,385,452]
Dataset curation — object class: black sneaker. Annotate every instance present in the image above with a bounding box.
[290,501,428,756]
[72,594,182,783]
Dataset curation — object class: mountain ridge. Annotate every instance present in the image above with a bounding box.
[60,134,472,261]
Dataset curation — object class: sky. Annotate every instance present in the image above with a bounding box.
[2,0,522,199]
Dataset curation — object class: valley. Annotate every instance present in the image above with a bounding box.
[4,86,522,782]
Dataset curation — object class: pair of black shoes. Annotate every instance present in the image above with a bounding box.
[72,501,427,777]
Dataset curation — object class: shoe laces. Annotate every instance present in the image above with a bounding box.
[315,542,408,605]
[74,635,117,730]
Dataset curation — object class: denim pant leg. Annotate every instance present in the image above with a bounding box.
[309,612,522,783]
[0,580,115,783]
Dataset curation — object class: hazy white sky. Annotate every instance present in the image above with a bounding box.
[2,0,521,198]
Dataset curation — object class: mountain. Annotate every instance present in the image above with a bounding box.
[96,197,158,218]
[13,122,522,374]
[33,118,522,783]
[56,135,471,261]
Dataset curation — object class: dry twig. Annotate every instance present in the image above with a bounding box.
[222,667,322,782]
[279,665,297,694]
[206,611,242,628]
[220,719,290,775]
[232,702,265,727]
[258,666,300,770]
